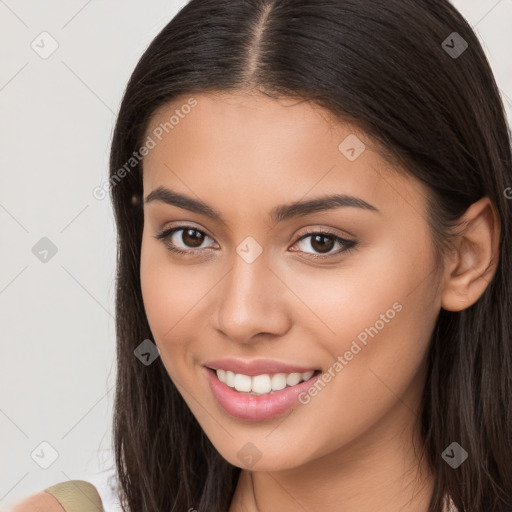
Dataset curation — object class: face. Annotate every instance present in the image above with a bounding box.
[139,91,444,471]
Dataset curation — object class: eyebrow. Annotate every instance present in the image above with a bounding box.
[144,186,379,225]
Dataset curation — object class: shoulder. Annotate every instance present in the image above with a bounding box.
[8,491,65,512]
[9,480,104,512]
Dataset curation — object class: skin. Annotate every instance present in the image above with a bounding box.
[9,492,65,512]
[139,90,499,512]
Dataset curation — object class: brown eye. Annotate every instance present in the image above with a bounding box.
[310,234,335,253]
[292,231,357,259]
[154,225,219,256]
[181,228,205,248]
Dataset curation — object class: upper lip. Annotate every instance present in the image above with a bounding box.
[204,358,319,376]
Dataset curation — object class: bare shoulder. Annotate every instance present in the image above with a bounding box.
[8,491,65,512]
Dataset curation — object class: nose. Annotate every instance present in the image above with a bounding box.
[214,248,292,344]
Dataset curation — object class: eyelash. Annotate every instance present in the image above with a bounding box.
[154,225,358,260]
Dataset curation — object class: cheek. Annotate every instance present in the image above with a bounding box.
[139,233,217,370]
[286,235,438,407]
[285,241,431,342]
[140,236,188,358]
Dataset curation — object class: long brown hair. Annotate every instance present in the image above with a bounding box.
[108,1,512,510]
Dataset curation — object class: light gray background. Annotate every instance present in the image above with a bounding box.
[1,1,511,510]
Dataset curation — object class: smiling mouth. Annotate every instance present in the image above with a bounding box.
[206,367,322,395]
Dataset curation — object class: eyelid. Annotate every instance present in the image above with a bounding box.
[165,220,212,235]
[294,226,354,241]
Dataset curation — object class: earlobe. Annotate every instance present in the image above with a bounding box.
[441,197,500,312]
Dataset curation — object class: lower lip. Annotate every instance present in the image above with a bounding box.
[204,366,321,421]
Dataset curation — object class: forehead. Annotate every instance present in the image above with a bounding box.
[141,91,428,224]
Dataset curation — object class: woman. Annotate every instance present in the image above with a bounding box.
[12,0,512,510]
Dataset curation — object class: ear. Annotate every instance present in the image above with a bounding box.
[441,196,500,312]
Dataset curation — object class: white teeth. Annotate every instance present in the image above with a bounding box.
[252,374,272,394]
[225,370,236,387]
[302,370,314,381]
[286,372,302,386]
[215,369,316,395]
[271,373,287,391]
[234,373,252,392]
